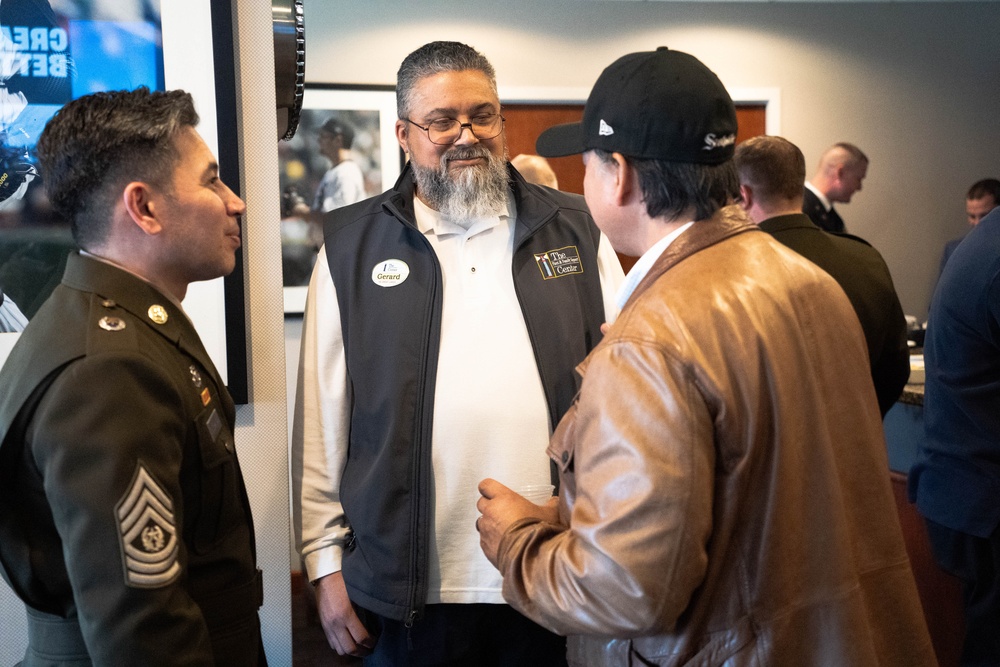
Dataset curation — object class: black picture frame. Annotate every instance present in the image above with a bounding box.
[210,0,248,404]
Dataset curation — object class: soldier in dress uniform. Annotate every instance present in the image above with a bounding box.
[0,88,267,665]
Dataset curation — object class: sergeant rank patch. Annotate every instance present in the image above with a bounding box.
[116,463,180,588]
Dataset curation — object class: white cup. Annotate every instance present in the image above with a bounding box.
[518,484,555,504]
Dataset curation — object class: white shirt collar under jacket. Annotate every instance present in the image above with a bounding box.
[615,221,693,311]
[805,181,833,211]
[413,192,513,238]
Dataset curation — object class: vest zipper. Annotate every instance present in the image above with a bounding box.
[403,218,439,632]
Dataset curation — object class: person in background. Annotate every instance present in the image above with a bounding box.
[312,117,367,214]
[0,88,266,665]
[735,135,909,416]
[939,178,1000,277]
[511,153,559,189]
[0,287,28,332]
[803,141,868,233]
[911,204,1000,666]
[292,41,624,664]
[477,47,934,666]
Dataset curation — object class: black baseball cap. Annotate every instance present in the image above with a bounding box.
[536,47,737,165]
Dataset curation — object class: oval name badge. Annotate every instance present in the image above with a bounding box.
[371,259,410,287]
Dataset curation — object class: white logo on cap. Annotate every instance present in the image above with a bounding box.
[371,259,410,287]
[703,133,736,151]
[599,119,614,136]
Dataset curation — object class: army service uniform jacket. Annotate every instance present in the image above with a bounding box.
[759,213,910,416]
[0,253,264,666]
[802,186,846,234]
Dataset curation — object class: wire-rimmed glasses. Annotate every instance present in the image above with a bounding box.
[403,113,505,145]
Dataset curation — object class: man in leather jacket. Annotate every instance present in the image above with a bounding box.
[478,48,935,666]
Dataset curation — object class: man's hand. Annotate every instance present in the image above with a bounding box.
[314,572,377,657]
[477,478,559,568]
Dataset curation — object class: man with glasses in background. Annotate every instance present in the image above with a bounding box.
[292,41,623,664]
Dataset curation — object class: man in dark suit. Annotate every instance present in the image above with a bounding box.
[0,88,267,665]
[802,142,868,233]
[910,205,1000,665]
[938,178,1000,277]
[736,135,909,416]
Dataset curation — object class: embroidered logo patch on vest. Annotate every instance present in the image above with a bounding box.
[116,464,180,588]
[371,259,410,287]
[534,246,584,280]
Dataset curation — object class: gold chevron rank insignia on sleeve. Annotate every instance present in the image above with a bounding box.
[116,463,180,588]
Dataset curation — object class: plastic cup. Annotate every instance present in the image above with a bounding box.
[518,484,555,504]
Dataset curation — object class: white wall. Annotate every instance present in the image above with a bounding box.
[232,3,293,664]
[301,0,1000,316]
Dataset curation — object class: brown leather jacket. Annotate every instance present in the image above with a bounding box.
[497,209,935,666]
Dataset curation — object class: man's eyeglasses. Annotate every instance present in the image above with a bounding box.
[403,113,505,145]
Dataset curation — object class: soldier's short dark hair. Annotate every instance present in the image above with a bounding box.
[734,136,807,205]
[36,87,198,248]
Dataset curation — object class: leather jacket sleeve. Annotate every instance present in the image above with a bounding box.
[497,339,714,637]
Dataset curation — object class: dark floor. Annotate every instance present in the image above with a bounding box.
[292,573,361,666]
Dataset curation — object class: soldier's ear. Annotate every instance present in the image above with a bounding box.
[122,181,163,236]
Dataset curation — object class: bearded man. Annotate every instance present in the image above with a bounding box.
[291,41,623,665]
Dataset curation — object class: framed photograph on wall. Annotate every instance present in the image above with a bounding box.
[279,83,402,314]
[0,0,247,401]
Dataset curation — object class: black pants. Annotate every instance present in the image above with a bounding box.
[360,603,567,667]
[925,518,1000,666]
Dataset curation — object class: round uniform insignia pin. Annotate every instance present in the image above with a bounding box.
[99,316,126,332]
[148,305,169,325]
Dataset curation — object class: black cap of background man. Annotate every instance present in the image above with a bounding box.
[321,117,355,149]
[537,47,736,164]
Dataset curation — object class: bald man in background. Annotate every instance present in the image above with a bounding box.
[803,142,868,233]
[511,154,559,190]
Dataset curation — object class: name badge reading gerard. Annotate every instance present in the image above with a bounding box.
[371,259,410,287]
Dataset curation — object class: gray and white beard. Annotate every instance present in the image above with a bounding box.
[411,144,510,222]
